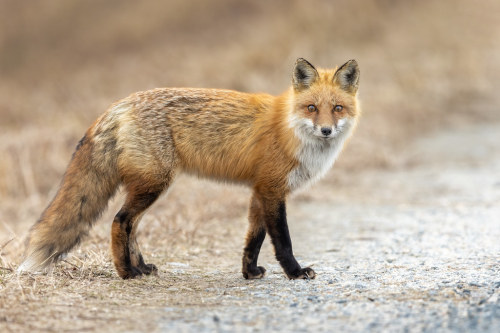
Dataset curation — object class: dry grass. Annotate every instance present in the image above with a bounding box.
[0,0,499,330]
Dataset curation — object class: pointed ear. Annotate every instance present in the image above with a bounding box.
[292,58,319,91]
[333,59,360,94]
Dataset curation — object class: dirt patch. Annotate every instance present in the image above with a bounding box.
[2,122,499,332]
[1,1,500,331]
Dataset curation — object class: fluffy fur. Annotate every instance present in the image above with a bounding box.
[18,58,361,280]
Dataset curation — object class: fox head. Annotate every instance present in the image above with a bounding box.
[289,58,360,142]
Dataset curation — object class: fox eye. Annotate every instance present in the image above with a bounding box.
[307,105,317,112]
[334,105,343,112]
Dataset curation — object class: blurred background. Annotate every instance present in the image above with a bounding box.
[1,0,499,260]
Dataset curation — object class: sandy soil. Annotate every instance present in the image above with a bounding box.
[1,121,498,332]
[1,1,500,332]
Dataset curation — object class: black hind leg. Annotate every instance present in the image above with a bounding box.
[111,177,170,279]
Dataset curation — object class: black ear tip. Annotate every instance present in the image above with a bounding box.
[334,59,360,91]
[292,58,319,89]
[295,57,307,65]
[347,59,359,67]
[294,58,317,74]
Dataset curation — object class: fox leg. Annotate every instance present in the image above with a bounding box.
[129,214,156,275]
[242,194,267,279]
[259,194,316,280]
[111,180,167,279]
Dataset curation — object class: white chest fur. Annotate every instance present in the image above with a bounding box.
[287,118,354,191]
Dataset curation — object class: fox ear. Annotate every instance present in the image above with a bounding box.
[333,59,360,94]
[292,58,319,91]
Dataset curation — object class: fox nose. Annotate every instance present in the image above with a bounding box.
[321,127,332,136]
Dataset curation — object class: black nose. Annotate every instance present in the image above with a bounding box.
[321,127,332,136]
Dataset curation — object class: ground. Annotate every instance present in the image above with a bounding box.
[1,121,498,332]
[1,2,500,331]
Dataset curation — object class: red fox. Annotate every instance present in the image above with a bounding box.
[18,58,360,280]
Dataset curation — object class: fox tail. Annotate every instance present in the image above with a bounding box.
[17,129,120,272]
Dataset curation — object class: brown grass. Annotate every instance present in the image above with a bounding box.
[0,0,499,330]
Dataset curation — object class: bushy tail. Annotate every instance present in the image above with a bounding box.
[18,131,120,272]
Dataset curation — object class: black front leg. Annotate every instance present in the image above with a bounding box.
[262,198,316,280]
[242,194,267,279]
[242,227,267,279]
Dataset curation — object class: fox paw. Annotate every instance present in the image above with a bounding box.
[120,263,157,279]
[121,266,143,279]
[139,263,158,275]
[287,267,316,280]
[243,266,266,279]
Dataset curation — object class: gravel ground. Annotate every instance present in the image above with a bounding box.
[152,124,500,332]
[2,123,499,332]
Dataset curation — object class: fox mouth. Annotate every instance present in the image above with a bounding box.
[313,128,342,139]
[292,118,347,143]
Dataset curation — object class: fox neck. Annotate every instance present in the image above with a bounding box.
[287,115,355,192]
